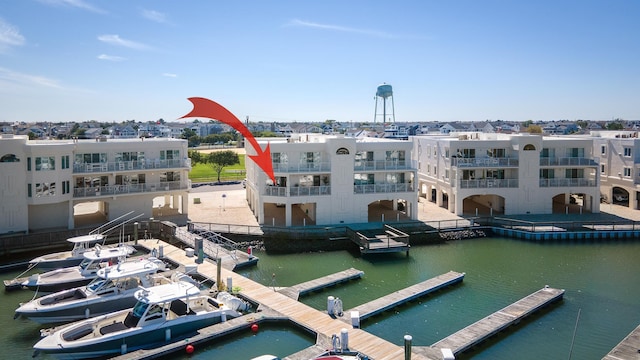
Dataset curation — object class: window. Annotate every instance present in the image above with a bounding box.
[487,148,505,158]
[160,150,179,160]
[76,153,107,164]
[27,157,31,171]
[161,171,180,182]
[523,144,536,151]
[27,183,32,198]
[565,169,584,178]
[624,167,631,177]
[540,169,555,179]
[567,148,584,158]
[624,147,632,157]
[601,164,606,174]
[35,182,56,197]
[461,149,475,158]
[540,148,555,158]
[354,173,374,185]
[601,145,606,155]
[462,170,475,180]
[445,148,450,159]
[62,155,70,169]
[35,156,55,171]
[62,180,70,194]
[487,169,504,179]
[444,169,449,179]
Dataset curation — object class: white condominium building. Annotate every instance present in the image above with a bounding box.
[413,132,600,216]
[0,134,190,234]
[591,130,640,208]
[244,134,418,226]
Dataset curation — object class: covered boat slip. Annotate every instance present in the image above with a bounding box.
[347,224,410,255]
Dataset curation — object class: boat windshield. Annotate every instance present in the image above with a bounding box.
[86,278,106,293]
[132,301,149,318]
[79,258,91,270]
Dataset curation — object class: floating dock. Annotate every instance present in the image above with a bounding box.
[345,270,464,322]
[118,239,565,360]
[277,267,364,300]
[427,286,565,356]
[602,324,640,360]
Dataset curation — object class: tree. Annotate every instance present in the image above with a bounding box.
[206,150,240,183]
[527,125,543,134]
[188,150,203,165]
[606,122,623,130]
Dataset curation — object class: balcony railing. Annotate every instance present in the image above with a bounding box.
[272,162,331,173]
[458,178,519,189]
[453,157,519,168]
[73,158,190,174]
[539,178,597,187]
[354,183,414,194]
[353,160,410,171]
[263,185,331,197]
[539,157,598,166]
[73,181,187,198]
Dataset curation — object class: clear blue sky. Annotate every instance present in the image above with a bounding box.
[1,0,639,124]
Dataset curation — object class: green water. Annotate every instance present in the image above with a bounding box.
[2,237,639,360]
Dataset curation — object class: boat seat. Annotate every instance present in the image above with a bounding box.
[169,300,195,316]
[99,322,128,335]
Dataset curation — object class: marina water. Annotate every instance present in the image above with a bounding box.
[2,236,639,360]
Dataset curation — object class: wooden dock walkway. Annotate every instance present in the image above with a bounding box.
[602,324,640,360]
[345,271,465,322]
[126,240,566,360]
[277,267,364,300]
[428,286,565,355]
[135,239,443,360]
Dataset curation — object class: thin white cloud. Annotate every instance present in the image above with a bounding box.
[286,19,394,38]
[38,0,106,14]
[98,34,151,50]
[0,67,62,89]
[0,18,25,49]
[142,9,168,24]
[97,54,126,62]
[162,73,177,78]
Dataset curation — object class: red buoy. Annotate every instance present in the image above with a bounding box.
[251,324,259,332]
[185,344,195,354]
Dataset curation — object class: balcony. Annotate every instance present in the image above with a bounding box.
[73,158,190,174]
[459,178,519,189]
[354,183,414,194]
[539,157,598,167]
[263,185,331,197]
[452,157,519,168]
[272,162,331,173]
[539,178,597,187]
[73,181,187,198]
[353,160,410,171]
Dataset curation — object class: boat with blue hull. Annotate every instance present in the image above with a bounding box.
[15,257,171,324]
[33,281,249,359]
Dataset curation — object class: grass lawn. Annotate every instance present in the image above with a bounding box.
[189,154,246,183]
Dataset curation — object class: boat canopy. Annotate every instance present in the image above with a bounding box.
[134,281,200,304]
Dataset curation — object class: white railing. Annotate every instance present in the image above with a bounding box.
[73,181,186,198]
[353,183,413,194]
[73,158,190,173]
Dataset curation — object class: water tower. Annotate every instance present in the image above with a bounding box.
[373,83,395,123]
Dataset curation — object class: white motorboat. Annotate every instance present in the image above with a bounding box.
[28,211,141,270]
[22,244,136,293]
[15,257,171,324]
[34,281,248,359]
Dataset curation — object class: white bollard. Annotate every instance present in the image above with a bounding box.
[227,276,233,292]
[221,311,227,322]
[340,328,349,350]
[327,296,335,316]
[158,245,164,258]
